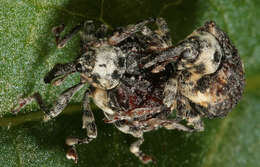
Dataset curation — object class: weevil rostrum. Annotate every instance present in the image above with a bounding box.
[12,18,245,164]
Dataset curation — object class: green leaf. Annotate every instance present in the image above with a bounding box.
[0,0,259,166]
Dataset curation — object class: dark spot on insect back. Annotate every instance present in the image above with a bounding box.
[92,74,100,84]
[76,63,82,72]
[99,64,106,67]
[200,39,211,48]
[180,70,192,80]
[213,51,221,63]
[112,70,121,79]
[194,63,205,74]
[196,76,211,93]
[118,57,125,67]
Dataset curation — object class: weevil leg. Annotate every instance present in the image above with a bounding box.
[95,24,108,38]
[113,120,142,137]
[139,26,166,52]
[44,63,76,84]
[162,119,193,132]
[12,81,84,118]
[163,78,178,109]
[108,17,156,45]
[12,92,47,114]
[140,33,182,71]
[43,82,85,121]
[113,120,154,164]
[143,45,184,69]
[107,107,162,123]
[65,136,94,164]
[81,20,97,43]
[65,88,97,163]
[140,117,193,132]
[155,17,172,46]
[130,137,155,164]
[138,18,172,52]
[82,89,97,138]
[176,97,205,131]
[52,22,83,48]
[187,115,205,132]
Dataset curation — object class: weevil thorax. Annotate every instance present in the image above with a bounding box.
[76,44,126,90]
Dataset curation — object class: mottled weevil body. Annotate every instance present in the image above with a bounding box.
[13,18,245,164]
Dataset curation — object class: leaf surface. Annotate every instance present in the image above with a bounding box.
[0,0,259,166]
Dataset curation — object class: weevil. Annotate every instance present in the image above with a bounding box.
[12,18,245,164]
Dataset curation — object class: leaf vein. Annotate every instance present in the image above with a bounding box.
[12,134,23,167]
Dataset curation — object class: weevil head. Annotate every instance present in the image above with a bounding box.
[75,44,126,90]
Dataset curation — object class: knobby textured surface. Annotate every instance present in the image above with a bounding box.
[0,0,259,166]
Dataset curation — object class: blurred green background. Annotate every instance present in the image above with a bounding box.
[0,0,259,166]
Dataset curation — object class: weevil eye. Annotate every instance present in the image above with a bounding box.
[181,49,195,59]
[181,49,190,59]
[181,47,198,62]
[76,63,83,72]
[178,38,200,62]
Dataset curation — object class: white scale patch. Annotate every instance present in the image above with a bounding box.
[92,45,125,89]
[194,32,223,74]
[92,88,115,115]
[179,32,223,107]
